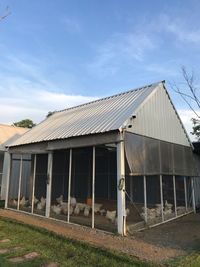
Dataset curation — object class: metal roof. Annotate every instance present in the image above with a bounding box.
[9,82,162,147]
[0,124,28,150]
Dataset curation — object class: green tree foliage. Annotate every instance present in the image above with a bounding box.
[46,111,56,118]
[13,119,36,129]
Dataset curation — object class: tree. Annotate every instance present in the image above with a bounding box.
[13,119,36,129]
[172,67,200,140]
[46,111,56,118]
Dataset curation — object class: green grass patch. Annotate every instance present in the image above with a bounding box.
[0,218,154,267]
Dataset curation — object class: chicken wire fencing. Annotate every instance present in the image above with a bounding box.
[125,132,197,229]
[7,145,118,233]
[6,132,198,232]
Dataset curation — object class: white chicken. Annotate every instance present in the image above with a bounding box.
[51,205,62,215]
[13,199,18,206]
[94,203,103,213]
[40,197,46,208]
[106,210,116,223]
[74,205,80,215]
[34,196,39,205]
[84,206,90,217]
[56,195,63,204]
[99,209,106,216]
[20,196,29,207]
[76,203,87,211]
[70,197,76,207]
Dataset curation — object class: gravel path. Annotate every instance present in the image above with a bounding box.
[0,209,186,264]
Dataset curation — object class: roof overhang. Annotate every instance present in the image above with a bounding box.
[8,130,121,154]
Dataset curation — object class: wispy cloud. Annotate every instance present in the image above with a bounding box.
[61,16,81,33]
[155,14,200,45]
[0,54,98,124]
[87,32,156,77]
[177,109,196,141]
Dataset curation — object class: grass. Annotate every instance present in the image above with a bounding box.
[0,218,154,267]
[166,252,200,267]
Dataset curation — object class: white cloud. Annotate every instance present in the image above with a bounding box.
[155,14,200,45]
[0,87,97,125]
[0,54,98,125]
[61,17,81,33]
[177,109,197,141]
[87,32,156,77]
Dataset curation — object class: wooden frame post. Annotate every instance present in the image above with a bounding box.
[160,175,164,222]
[117,138,126,236]
[92,146,95,228]
[173,175,177,217]
[184,177,188,212]
[17,155,23,210]
[31,154,37,214]
[67,149,72,223]
[143,175,147,223]
[5,153,12,209]
[191,177,196,213]
[45,152,53,218]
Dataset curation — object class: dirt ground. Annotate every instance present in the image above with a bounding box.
[0,209,199,264]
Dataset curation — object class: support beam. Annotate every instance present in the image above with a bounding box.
[92,146,95,229]
[45,152,53,218]
[173,175,177,217]
[117,139,126,236]
[5,153,11,209]
[191,177,196,213]
[184,177,188,212]
[67,149,72,223]
[17,155,23,210]
[143,175,147,223]
[31,154,37,214]
[160,175,164,222]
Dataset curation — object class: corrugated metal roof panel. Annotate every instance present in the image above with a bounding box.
[9,82,161,147]
[0,124,28,149]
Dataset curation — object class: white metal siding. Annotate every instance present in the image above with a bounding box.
[129,84,190,146]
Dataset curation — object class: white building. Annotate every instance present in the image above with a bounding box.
[5,81,199,235]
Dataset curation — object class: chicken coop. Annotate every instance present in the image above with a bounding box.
[5,81,200,235]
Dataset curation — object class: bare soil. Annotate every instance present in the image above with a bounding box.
[0,209,199,264]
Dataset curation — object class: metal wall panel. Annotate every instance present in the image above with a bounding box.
[129,84,190,147]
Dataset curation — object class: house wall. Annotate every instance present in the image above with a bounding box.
[126,84,191,147]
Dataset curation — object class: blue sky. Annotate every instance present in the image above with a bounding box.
[0,0,200,139]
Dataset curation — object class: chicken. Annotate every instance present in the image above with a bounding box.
[70,197,76,207]
[99,209,106,216]
[106,210,116,223]
[84,206,90,217]
[165,200,173,210]
[13,199,18,206]
[74,205,80,215]
[51,205,62,215]
[56,195,63,204]
[34,196,39,205]
[94,203,102,213]
[20,196,29,207]
[37,197,46,210]
[76,203,87,211]
[40,197,46,208]
[37,202,43,210]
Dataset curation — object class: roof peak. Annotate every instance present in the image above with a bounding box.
[53,80,164,115]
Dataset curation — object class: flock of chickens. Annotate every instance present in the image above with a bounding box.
[11,195,130,224]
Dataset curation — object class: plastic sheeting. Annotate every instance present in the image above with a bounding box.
[125,132,198,176]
